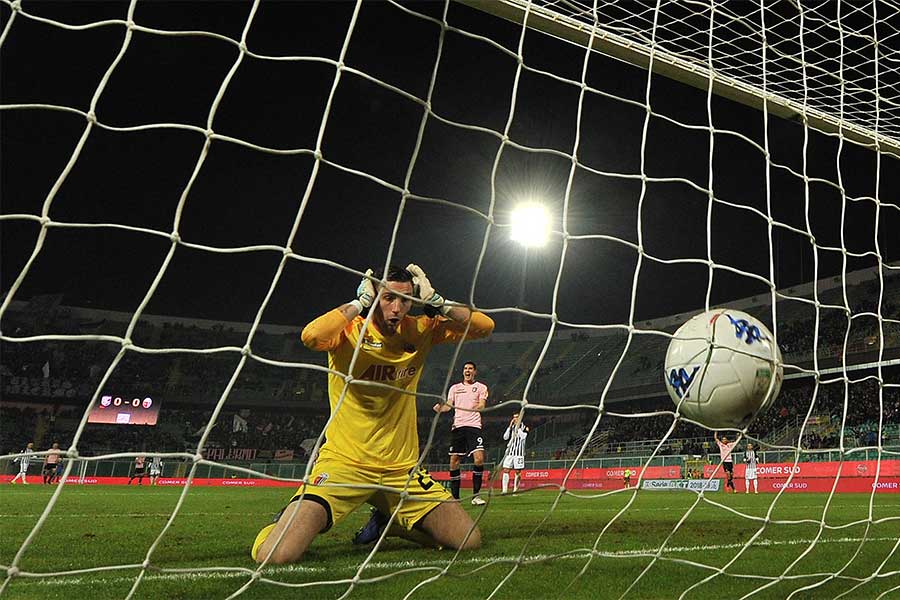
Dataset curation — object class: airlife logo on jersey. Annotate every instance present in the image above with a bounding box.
[668,366,700,398]
[359,364,418,382]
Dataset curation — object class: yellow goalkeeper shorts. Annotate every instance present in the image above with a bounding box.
[252,457,451,558]
[301,457,451,529]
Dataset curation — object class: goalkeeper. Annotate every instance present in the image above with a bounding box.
[252,264,494,564]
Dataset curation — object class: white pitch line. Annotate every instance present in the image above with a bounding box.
[16,536,900,587]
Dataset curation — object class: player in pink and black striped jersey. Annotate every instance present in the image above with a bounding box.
[434,361,489,505]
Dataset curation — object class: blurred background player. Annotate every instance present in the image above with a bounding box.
[10,442,34,484]
[501,414,528,495]
[714,432,737,493]
[149,456,163,486]
[623,468,633,488]
[744,442,759,494]
[252,264,494,564]
[53,456,65,484]
[129,455,147,485]
[434,361,489,505]
[42,442,60,485]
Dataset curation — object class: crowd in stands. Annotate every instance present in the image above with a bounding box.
[3,274,900,468]
[0,402,327,461]
[543,376,900,460]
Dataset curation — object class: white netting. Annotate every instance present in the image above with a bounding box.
[468,0,900,153]
[1,0,899,598]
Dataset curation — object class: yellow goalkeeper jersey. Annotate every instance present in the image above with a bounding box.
[301,309,494,470]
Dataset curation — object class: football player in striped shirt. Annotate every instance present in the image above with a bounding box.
[10,442,34,485]
[501,414,528,495]
[149,456,163,486]
[434,361,490,505]
[744,442,759,494]
[251,264,494,564]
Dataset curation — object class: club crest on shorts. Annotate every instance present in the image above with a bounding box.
[312,473,329,486]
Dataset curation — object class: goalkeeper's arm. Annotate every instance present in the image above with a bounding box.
[407,263,494,338]
[301,270,377,351]
[407,263,470,322]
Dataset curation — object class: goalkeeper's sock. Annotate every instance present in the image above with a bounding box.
[502,472,509,494]
[450,469,461,500]
[251,523,277,562]
[514,474,520,493]
[473,465,484,496]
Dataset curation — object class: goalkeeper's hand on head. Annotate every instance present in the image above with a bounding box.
[353,269,377,312]
[406,264,449,314]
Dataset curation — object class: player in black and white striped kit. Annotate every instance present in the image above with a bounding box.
[10,442,34,485]
[501,415,528,495]
[744,442,759,494]
[149,456,163,486]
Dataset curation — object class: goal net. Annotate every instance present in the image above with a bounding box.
[1,0,899,598]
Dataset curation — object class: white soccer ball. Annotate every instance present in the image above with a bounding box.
[664,308,783,429]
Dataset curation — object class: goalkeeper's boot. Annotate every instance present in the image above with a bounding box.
[352,507,389,545]
[471,495,487,506]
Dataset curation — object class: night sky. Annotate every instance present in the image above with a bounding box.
[3,0,899,334]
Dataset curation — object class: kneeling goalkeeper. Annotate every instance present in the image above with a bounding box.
[252,264,494,564]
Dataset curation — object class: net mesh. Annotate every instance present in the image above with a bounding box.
[1,0,899,598]
[470,0,900,152]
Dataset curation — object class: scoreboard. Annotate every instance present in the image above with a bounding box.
[87,394,161,425]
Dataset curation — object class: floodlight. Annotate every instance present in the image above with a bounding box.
[510,203,550,248]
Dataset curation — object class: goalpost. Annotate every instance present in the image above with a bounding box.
[1,0,899,598]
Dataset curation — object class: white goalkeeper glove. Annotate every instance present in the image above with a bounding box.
[351,269,377,313]
[406,263,449,314]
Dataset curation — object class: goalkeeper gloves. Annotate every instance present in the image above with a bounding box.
[406,264,451,315]
[351,269,377,313]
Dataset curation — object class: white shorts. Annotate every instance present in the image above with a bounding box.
[502,455,525,470]
[745,467,757,480]
[149,470,161,476]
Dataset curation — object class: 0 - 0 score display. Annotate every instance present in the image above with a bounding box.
[87,394,161,425]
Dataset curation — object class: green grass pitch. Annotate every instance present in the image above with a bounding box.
[1,485,898,599]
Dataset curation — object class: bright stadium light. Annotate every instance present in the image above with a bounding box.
[510,203,550,248]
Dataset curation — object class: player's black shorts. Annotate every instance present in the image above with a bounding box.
[134,467,146,476]
[42,464,56,473]
[723,462,734,474]
[448,426,484,456]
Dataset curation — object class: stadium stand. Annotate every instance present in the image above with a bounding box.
[3,265,900,469]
